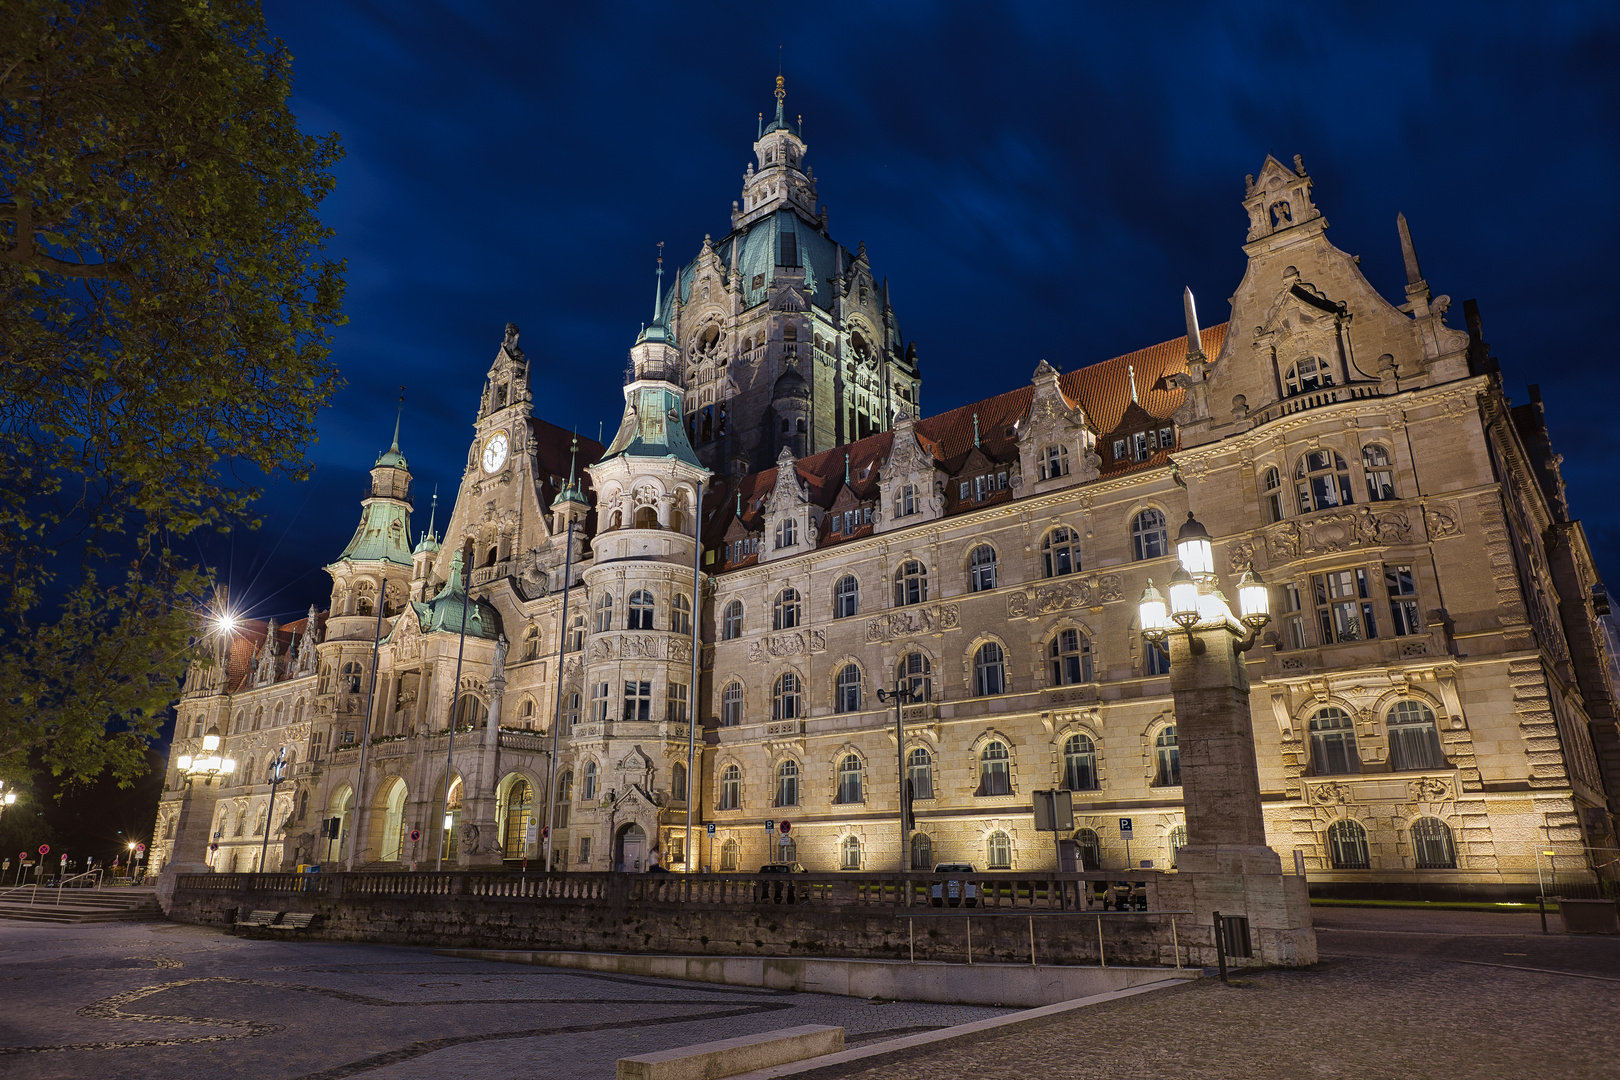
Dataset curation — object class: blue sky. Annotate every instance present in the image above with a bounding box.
[215,0,1620,619]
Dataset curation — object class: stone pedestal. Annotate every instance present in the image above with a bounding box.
[1161,621,1317,967]
[154,778,223,913]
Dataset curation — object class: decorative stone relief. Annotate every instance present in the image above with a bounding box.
[1096,575,1124,603]
[1407,776,1451,802]
[863,607,944,642]
[746,630,828,661]
[1424,502,1460,540]
[668,638,692,663]
[589,637,614,660]
[624,635,659,659]
[1309,781,1353,805]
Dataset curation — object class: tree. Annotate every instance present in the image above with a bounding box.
[0,0,345,788]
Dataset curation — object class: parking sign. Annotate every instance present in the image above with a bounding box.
[1119,818,1133,834]
[706,823,716,836]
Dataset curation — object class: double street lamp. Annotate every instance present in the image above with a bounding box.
[875,681,922,872]
[176,726,237,784]
[1138,512,1271,652]
[257,747,289,873]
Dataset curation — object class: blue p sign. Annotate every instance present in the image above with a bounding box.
[706,823,716,836]
[1119,817,1133,834]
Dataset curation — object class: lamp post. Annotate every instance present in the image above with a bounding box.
[875,681,921,872]
[0,780,17,820]
[155,725,238,911]
[257,747,289,874]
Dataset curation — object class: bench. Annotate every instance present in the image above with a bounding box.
[238,910,318,932]
[276,912,317,929]
[241,910,280,926]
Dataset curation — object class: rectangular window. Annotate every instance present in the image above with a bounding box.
[623,680,652,722]
[591,682,611,723]
[1385,564,1422,636]
[1282,583,1309,650]
[1133,432,1150,461]
[974,475,986,501]
[579,837,592,865]
[1314,569,1378,644]
[1113,439,1126,460]
[959,481,970,501]
[666,682,689,724]
[1159,426,1174,448]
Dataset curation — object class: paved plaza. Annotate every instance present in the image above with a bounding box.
[1,909,1616,1079]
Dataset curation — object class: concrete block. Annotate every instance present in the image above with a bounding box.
[616,1024,843,1080]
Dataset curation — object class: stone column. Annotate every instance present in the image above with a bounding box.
[153,777,225,913]
[1153,626,1317,967]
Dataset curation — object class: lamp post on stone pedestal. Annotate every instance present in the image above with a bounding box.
[154,726,238,912]
[1137,513,1317,967]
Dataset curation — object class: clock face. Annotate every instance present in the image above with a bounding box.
[481,432,509,474]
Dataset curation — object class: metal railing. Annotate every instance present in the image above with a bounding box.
[0,869,103,906]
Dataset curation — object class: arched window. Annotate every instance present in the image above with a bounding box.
[517,698,536,728]
[1296,450,1354,512]
[454,695,487,729]
[910,832,933,870]
[502,779,532,859]
[627,590,655,630]
[1154,726,1181,786]
[594,592,613,633]
[721,681,744,727]
[1386,700,1446,772]
[522,629,539,661]
[1169,824,1187,868]
[565,692,581,729]
[974,642,1007,696]
[1309,707,1361,775]
[898,484,919,517]
[775,759,799,807]
[1283,355,1334,394]
[898,652,932,701]
[567,612,585,651]
[987,830,1012,869]
[633,506,658,529]
[1262,467,1284,523]
[1131,509,1168,561]
[1362,445,1397,501]
[907,747,934,800]
[833,575,859,619]
[841,835,862,869]
[1042,527,1080,578]
[672,762,687,802]
[1048,629,1093,685]
[1327,819,1370,870]
[775,518,797,549]
[554,772,571,828]
[978,740,1011,796]
[341,662,363,695]
[773,588,801,631]
[1075,827,1102,870]
[671,593,692,636]
[894,560,929,606]
[837,754,863,804]
[1038,445,1070,481]
[272,703,284,728]
[1411,817,1456,869]
[1062,733,1097,791]
[968,545,998,592]
[583,761,598,801]
[835,665,862,713]
[719,764,741,810]
[252,707,263,731]
[720,837,740,870]
[722,600,743,640]
[773,672,801,720]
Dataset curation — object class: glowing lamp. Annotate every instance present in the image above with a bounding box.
[1176,512,1215,578]
[177,754,193,772]
[1168,566,1200,628]
[1237,566,1271,626]
[201,726,221,753]
[1137,580,1168,637]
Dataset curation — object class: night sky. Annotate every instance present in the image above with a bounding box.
[214,1,1620,628]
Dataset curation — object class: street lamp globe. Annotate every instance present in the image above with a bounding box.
[1237,565,1272,627]
[1168,566,1200,628]
[2,791,14,805]
[200,726,221,753]
[1137,580,1169,638]
[1176,512,1215,580]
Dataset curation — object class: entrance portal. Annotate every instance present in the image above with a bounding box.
[616,823,646,872]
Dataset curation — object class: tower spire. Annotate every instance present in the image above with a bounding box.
[1397,212,1423,286]
[652,241,665,321]
[424,486,438,545]
[1183,287,1205,359]
[774,69,786,129]
[390,386,404,453]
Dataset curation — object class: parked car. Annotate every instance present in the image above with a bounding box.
[757,862,806,873]
[930,863,978,908]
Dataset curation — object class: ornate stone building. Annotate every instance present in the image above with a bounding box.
[150,86,1619,899]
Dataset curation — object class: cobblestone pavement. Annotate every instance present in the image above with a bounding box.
[0,922,1012,1080]
[786,907,1620,1080]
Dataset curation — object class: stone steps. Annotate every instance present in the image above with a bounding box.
[0,888,163,924]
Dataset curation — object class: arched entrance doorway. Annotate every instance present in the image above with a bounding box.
[616,822,647,872]
[324,786,353,865]
[501,777,533,860]
[441,777,463,864]
[380,778,408,863]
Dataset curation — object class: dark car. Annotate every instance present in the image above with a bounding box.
[757,862,806,873]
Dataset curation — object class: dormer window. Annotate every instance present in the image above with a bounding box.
[898,484,918,517]
[1038,445,1070,481]
[1159,426,1174,448]
[775,519,798,549]
[1284,356,1334,395]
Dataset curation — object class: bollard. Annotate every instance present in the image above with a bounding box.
[1214,910,1228,984]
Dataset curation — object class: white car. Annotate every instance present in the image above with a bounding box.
[930,863,978,907]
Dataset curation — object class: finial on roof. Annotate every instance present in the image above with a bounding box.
[736,491,743,518]
[391,386,404,453]
[844,453,850,484]
[1397,212,1423,287]
[973,413,980,448]
[1183,287,1204,359]
[652,241,665,321]
[1128,364,1139,404]
[567,434,579,487]
[427,486,437,541]
[774,70,786,128]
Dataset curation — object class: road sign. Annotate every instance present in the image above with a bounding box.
[525,820,538,843]
[137,843,146,853]
[765,819,775,832]
[409,829,421,843]
[37,844,48,855]
[541,825,549,841]
[779,820,792,834]
[17,851,24,862]
[1118,818,1133,834]
[706,823,716,836]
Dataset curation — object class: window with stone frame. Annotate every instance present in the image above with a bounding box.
[720,837,740,869]
[977,740,1012,796]
[969,545,998,592]
[1262,467,1285,523]
[1314,568,1378,643]
[722,600,744,640]
[1411,817,1456,869]
[1048,629,1093,685]
[898,484,919,517]
[1327,819,1370,869]
[1385,564,1422,636]
[590,682,610,723]
[522,628,540,661]
[583,761,598,801]
[840,835,862,869]
[565,692,581,729]
[1075,828,1102,870]
[775,518,797,549]
[773,587,801,630]
[974,642,1007,696]
[1386,700,1447,772]
[1062,733,1099,791]
[773,672,802,720]
[1362,445,1397,501]
[907,747,934,800]
[1280,581,1309,649]
[341,662,363,694]
[719,765,741,811]
[1038,444,1070,481]
[721,681,744,727]
[1131,509,1168,560]
[836,755,863,804]
[1284,355,1335,395]
[835,665,862,713]
[1144,638,1171,675]
[568,612,585,651]
[1042,527,1081,577]
[554,772,572,827]
[594,592,613,633]
[1308,707,1361,775]
[671,593,693,636]
[1154,726,1181,786]
[891,651,929,701]
[834,575,859,619]
[910,832,932,869]
[622,680,652,722]
[775,759,800,807]
[628,590,655,630]
[1169,824,1188,868]
[1296,450,1354,513]
[987,830,1013,869]
[666,682,689,724]
[894,560,929,606]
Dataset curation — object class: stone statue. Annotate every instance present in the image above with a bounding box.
[492,633,509,679]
